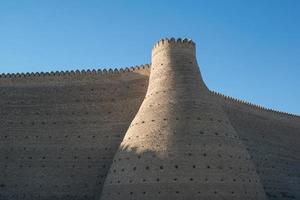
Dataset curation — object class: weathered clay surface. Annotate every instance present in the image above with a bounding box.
[0,38,299,200]
[100,39,267,200]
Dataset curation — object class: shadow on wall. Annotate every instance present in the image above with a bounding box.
[0,69,150,200]
[99,141,267,200]
[225,107,300,200]
[99,146,204,199]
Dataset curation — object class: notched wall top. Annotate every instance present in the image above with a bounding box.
[0,38,299,200]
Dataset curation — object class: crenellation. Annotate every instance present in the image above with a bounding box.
[152,37,195,50]
[0,64,151,85]
[102,69,108,74]
[211,91,300,119]
[0,38,299,200]
[125,67,130,72]
[100,37,270,200]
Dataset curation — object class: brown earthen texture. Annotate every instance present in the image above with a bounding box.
[0,38,299,200]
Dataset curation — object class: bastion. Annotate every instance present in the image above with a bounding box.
[0,38,299,200]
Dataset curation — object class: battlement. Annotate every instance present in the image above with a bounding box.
[211,90,300,119]
[152,37,195,57]
[1,37,299,200]
[0,64,151,80]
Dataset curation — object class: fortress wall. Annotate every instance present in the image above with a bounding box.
[0,38,299,200]
[0,65,150,86]
[0,67,150,200]
[100,38,267,200]
[221,96,300,199]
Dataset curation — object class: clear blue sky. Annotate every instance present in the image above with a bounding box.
[0,0,299,115]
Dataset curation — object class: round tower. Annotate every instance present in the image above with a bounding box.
[100,38,267,200]
[150,38,208,95]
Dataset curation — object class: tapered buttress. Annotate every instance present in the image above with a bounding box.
[100,38,267,200]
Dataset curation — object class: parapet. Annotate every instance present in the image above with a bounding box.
[0,64,151,80]
[211,90,300,119]
[151,37,196,58]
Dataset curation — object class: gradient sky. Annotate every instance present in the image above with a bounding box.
[0,0,299,115]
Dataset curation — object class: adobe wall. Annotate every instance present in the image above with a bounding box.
[0,38,299,200]
[220,95,300,199]
[100,38,267,200]
[0,66,150,200]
